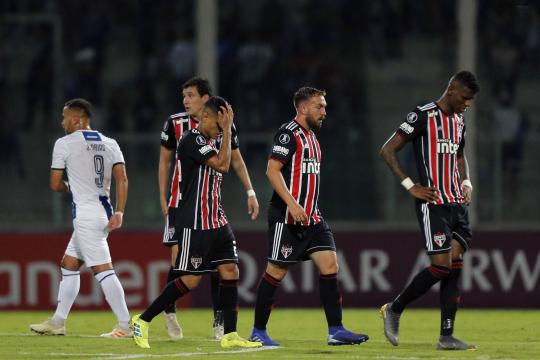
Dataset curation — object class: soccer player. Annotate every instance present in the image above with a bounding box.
[159,77,259,340]
[248,87,369,346]
[30,98,131,338]
[132,97,261,350]
[379,71,479,350]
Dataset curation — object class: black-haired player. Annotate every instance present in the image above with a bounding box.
[379,71,480,350]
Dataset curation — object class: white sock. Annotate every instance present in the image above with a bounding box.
[52,268,80,323]
[95,269,130,327]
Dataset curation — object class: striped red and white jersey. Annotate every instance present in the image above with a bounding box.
[160,112,239,208]
[174,128,228,230]
[161,112,198,208]
[268,120,322,226]
[396,102,466,205]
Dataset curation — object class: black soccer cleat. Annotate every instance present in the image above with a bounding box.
[437,335,477,350]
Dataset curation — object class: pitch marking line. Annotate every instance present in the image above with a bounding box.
[19,347,279,359]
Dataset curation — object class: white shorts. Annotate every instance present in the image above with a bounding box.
[65,215,111,267]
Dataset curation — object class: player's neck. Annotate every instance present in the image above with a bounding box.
[435,98,455,116]
[294,116,310,131]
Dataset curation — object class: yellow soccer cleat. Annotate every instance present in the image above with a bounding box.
[221,332,263,349]
[131,314,150,348]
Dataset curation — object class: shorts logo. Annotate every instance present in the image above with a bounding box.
[406,112,418,123]
[433,232,446,247]
[279,133,290,144]
[196,135,207,146]
[191,256,202,269]
[281,244,293,258]
[167,226,175,239]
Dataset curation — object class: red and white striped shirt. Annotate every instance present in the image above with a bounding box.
[397,102,466,204]
[269,120,322,225]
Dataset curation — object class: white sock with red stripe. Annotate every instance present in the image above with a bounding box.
[95,269,130,329]
[52,268,80,323]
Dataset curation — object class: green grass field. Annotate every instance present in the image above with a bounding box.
[2,309,539,360]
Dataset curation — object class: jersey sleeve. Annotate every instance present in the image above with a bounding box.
[396,109,427,140]
[179,132,218,164]
[111,140,126,165]
[231,122,240,150]
[269,128,296,164]
[51,139,67,170]
[160,117,176,149]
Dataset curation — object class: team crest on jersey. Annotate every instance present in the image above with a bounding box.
[406,112,418,123]
[279,133,290,144]
[191,256,203,269]
[167,226,175,239]
[433,232,446,247]
[196,135,207,146]
[281,244,293,258]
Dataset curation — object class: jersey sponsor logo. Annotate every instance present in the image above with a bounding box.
[191,256,202,269]
[161,131,169,141]
[272,145,289,156]
[406,112,418,123]
[433,232,446,247]
[196,135,207,146]
[281,244,293,258]
[199,144,214,155]
[279,133,291,144]
[302,159,320,174]
[399,122,414,134]
[437,139,459,154]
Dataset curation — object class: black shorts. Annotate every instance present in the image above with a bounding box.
[267,220,336,265]
[415,202,472,255]
[173,224,239,274]
[162,207,177,247]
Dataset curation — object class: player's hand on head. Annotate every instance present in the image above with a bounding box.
[107,212,123,231]
[409,184,441,203]
[247,195,259,220]
[218,105,233,130]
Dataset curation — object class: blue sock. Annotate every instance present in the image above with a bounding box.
[328,325,345,335]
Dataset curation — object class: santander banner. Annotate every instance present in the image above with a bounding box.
[0,231,539,309]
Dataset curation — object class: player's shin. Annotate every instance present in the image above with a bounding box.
[253,272,281,330]
[219,279,239,334]
[440,259,463,336]
[392,265,450,313]
[319,273,343,330]
[140,278,190,322]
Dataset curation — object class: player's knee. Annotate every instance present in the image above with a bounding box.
[218,263,239,280]
[266,262,288,280]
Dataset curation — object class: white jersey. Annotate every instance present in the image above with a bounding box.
[51,130,125,218]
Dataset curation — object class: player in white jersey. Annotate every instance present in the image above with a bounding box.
[30,98,132,338]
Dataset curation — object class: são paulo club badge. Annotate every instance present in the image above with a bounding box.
[191,256,202,269]
[281,244,293,258]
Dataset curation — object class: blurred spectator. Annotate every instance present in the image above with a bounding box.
[493,90,529,179]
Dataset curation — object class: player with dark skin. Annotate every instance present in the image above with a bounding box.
[380,71,479,350]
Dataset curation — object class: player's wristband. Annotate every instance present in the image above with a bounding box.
[401,177,415,191]
[246,189,256,198]
[114,211,124,216]
[462,179,473,190]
